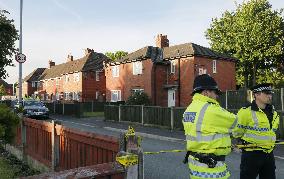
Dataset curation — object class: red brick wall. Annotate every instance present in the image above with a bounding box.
[105,59,153,102]
[82,71,106,101]
[155,57,236,107]
[193,57,236,91]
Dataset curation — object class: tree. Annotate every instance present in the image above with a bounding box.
[126,91,151,105]
[206,0,284,87]
[0,104,20,143]
[105,51,128,61]
[0,10,18,79]
[0,84,6,96]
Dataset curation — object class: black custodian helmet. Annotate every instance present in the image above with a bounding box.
[192,74,221,95]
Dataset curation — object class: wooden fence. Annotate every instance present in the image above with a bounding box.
[105,105,186,130]
[105,105,284,139]
[218,88,284,110]
[15,118,120,171]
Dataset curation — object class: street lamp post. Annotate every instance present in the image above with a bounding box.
[19,0,23,105]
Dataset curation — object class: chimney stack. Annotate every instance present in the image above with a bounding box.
[84,48,94,55]
[156,34,169,48]
[67,54,73,62]
[49,60,55,68]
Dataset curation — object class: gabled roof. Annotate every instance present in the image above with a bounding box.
[23,51,110,82]
[107,43,236,66]
[163,43,236,61]
[0,79,12,88]
[109,46,163,65]
[23,68,46,82]
[39,51,110,80]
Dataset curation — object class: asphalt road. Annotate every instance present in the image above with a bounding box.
[48,115,284,179]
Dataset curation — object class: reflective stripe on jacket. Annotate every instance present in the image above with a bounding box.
[233,104,279,153]
[183,93,237,156]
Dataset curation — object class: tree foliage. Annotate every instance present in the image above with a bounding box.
[206,0,284,87]
[0,104,20,143]
[0,84,6,96]
[126,91,151,105]
[0,10,18,79]
[105,51,128,61]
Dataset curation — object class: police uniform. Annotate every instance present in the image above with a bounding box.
[183,74,237,179]
[233,83,279,179]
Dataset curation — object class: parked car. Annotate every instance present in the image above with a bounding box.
[23,100,49,119]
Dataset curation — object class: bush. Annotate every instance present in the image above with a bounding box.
[126,92,151,105]
[0,104,20,144]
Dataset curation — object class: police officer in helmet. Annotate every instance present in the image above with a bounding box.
[233,83,279,179]
[183,74,237,179]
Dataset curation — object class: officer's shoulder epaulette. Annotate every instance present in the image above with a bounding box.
[241,103,251,109]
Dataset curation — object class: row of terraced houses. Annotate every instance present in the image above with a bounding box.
[21,34,237,107]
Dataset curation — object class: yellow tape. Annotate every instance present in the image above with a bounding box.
[116,154,138,167]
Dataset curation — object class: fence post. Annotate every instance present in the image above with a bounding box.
[62,102,65,115]
[53,101,56,114]
[21,118,26,161]
[281,88,284,111]
[141,105,144,125]
[119,104,121,122]
[170,107,174,130]
[225,90,228,109]
[51,120,60,171]
[92,101,94,112]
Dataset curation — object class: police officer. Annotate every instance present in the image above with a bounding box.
[233,83,279,179]
[183,74,237,179]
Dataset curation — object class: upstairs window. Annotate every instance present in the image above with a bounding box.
[199,68,207,75]
[73,73,80,82]
[213,60,217,73]
[112,66,119,77]
[133,61,142,75]
[96,71,100,81]
[132,89,144,94]
[32,81,36,87]
[111,90,121,102]
[170,60,175,74]
[65,75,69,83]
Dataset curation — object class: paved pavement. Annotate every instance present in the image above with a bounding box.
[49,114,284,179]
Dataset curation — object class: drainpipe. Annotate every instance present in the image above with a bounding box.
[178,58,181,107]
[153,64,157,105]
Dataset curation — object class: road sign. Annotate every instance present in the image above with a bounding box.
[16,53,26,63]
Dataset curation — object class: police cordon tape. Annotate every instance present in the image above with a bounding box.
[116,141,284,167]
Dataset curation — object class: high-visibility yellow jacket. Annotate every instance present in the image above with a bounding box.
[183,93,237,156]
[233,102,279,153]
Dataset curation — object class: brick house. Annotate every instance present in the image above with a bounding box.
[0,79,13,95]
[22,49,110,102]
[105,34,236,107]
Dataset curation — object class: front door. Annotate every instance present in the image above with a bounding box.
[168,89,175,107]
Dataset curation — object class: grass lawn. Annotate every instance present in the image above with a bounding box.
[83,112,104,117]
[0,156,16,179]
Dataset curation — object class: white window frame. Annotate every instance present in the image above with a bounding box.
[32,81,36,87]
[96,71,100,81]
[73,73,80,82]
[170,60,175,74]
[96,91,99,99]
[111,90,121,102]
[198,68,207,75]
[133,61,142,75]
[112,66,119,77]
[65,74,69,83]
[56,78,59,86]
[213,60,217,73]
[132,89,144,94]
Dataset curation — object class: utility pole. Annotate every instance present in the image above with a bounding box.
[19,0,23,105]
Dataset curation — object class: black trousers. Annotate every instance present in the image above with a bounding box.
[240,150,276,179]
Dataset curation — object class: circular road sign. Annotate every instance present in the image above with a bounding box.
[16,53,26,63]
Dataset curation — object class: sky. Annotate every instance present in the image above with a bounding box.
[0,0,283,84]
